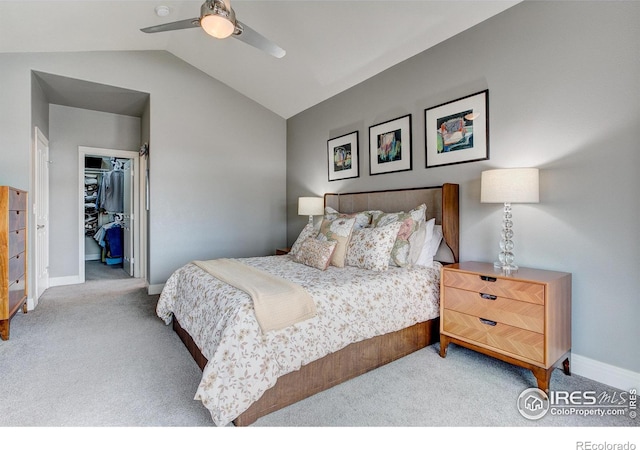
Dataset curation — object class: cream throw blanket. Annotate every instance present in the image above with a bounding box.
[193,259,317,333]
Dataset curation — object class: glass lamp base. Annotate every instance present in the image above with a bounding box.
[494,261,518,273]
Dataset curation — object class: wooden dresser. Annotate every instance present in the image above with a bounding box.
[0,186,28,340]
[439,261,571,391]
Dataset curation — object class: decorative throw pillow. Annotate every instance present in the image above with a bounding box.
[289,223,318,257]
[346,222,402,271]
[293,238,337,270]
[324,206,371,229]
[373,204,427,267]
[317,216,356,267]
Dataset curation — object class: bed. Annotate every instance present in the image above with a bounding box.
[157,184,459,426]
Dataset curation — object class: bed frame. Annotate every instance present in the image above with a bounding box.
[173,183,459,426]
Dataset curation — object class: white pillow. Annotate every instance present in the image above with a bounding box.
[434,237,456,264]
[415,220,442,267]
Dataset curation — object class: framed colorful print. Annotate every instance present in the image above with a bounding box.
[369,114,412,175]
[327,131,359,181]
[425,89,489,168]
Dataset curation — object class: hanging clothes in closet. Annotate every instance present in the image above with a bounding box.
[98,160,124,214]
[93,217,124,265]
[93,158,125,265]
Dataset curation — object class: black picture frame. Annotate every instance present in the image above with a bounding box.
[327,131,359,181]
[369,114,412,175]
[425,89,489,168]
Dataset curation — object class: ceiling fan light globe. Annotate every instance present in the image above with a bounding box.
[201,14,234,39]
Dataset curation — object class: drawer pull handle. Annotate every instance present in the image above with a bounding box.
[480,293,497,300]
[479,318,497,327]
[480,275,497,282]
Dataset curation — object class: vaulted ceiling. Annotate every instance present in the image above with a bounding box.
[1,1,519,118]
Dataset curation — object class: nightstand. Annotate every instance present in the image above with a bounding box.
[439,261,572,391]
[276,247,291,255]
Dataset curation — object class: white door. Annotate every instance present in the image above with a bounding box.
[34,127,50,301]
[122,159,134,276]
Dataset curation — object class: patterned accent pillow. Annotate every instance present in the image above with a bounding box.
[372,204,427,267]
[346,221,402,271]
[289,223,318,257]
[317,217,356,268]
[324,206,371,229]
[293,238,337,270]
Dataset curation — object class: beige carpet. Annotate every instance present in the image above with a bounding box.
[1,275,637,438]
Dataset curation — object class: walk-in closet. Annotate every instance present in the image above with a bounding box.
[84,156,131,280]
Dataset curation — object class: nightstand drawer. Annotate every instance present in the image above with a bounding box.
[443,270,545,305]
[442,309,544,363]
[443,287,544,333]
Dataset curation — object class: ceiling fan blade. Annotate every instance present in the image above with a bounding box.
[141,18,200,33]
[233,21,286,58]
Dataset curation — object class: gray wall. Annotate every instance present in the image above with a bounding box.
[286,2,640,374]
[0,50,286,289]
[48,105,140,277]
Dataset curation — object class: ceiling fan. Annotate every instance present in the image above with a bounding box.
[140,0,286,58]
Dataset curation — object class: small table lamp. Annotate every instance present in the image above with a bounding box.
[481,168,539,272]
[298,197,324,225]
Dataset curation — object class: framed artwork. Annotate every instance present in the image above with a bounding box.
[425,89,489,168]
[327,131,359,181]
[369,114,412,175]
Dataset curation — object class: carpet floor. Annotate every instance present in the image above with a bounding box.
[1,275,636,446]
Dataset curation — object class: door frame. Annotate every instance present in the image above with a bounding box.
[78,146,145,282]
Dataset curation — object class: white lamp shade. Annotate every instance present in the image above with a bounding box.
[481,168,539,204]
[201,14,234,38]
[298,197,324,216]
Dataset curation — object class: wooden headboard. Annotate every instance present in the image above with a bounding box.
[324,183,459,263]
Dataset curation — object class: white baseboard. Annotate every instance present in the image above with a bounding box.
[49,276,83,287]
[571,352,640,391]
[85,254,101,261]
[147,283,164,295]
[25,296,37,311]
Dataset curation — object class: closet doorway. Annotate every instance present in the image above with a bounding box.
[79,146,144,283]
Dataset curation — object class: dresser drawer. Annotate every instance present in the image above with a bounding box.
[8,210,26,232]
[442,309,544,364]
[8,253,26,282]
[443,270,545,305]
[8,189,27,211]
[9,228,26,257]
[8,277,26,312]
[443,286,544,333]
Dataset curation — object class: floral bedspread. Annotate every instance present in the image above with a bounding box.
[156,255,442,426]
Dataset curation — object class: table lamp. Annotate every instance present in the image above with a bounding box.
[298,197,324,225]
[481,168,539,272]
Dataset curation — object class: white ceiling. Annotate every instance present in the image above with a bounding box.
[0,0,519,118]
